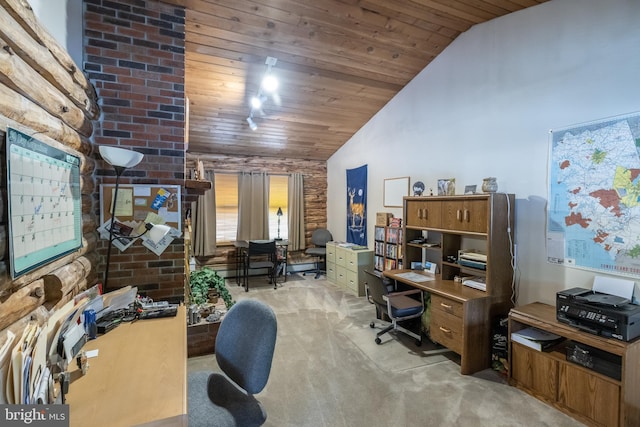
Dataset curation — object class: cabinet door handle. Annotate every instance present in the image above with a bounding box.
[464,209,470,222]
[440,302,452,309]
[456,209,462,221]
[439,326,451,333]
[423,208,428,220]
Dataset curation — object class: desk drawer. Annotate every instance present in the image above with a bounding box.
[346,269,363,296]
[336,265,347,286]
[336,249,347,267]
[430,309,463,354]
[326,262,336,281]
[326,244,336,263]
[345,250,359,271]
[431,295,463,318]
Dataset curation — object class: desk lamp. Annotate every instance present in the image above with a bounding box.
[276,207,283,240]
[100,146,171,292]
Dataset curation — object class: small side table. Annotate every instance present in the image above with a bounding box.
[275,240,289,282]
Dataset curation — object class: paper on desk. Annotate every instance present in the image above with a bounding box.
[395,272,435,283]
[592,276,634,301]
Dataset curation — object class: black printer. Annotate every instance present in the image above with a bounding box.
[556,287,640,342]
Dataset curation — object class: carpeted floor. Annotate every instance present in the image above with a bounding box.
[188,274,585,427]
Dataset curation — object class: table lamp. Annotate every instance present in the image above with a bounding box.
[100,146,170,292]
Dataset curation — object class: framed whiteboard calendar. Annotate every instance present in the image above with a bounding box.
[6,128,83,278]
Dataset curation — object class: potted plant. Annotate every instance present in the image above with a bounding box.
[189,266,235,310]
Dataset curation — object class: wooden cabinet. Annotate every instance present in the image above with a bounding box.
[509,303,640,427]
[440,198,488,233]
[388,193,515,374]
[406,199,442,229]
[374,225,403,272]
[326,242,373,297]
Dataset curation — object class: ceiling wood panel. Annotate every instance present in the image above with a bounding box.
[161,0,550,160]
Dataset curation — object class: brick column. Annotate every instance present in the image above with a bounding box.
[84,0,186,301]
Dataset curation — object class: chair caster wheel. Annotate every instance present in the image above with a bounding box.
[415,339,422,347]
[375,338,382,345]
[369,322,375,328]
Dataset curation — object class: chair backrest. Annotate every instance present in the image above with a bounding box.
[310,228,332,247]
[248,240,276,258]
[364,269,390,307]
[215,299,278,395]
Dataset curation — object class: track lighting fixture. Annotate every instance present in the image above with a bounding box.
[246,116,258,131]
[245,56,280,130]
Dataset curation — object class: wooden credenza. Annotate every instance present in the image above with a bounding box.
[326,242,373,296]
[385,193,516,375]
[509,303,640,427]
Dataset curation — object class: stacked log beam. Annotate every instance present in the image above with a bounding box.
[0,1,99,337]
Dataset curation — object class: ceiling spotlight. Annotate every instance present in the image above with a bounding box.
[251,96,262,109]
[246,116,258,131]
[262,74,278,93]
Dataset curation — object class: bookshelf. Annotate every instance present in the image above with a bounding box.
[374,225,403,272]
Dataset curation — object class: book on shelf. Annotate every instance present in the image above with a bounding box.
[510,327,564,351]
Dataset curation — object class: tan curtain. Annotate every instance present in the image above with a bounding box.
[192,170,217,256]
[288,173,305,251]
[237,172,269,240]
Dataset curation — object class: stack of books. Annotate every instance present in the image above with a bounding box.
[511,327,564,351]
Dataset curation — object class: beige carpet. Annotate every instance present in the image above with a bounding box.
[189,274,585,427]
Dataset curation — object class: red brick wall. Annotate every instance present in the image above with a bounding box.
[84,0,186,301]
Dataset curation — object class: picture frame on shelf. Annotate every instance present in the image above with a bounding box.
[464,185,477,194]
[437,178,455,195]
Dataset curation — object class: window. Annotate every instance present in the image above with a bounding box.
[215,173,238,243]
[269,175,288,240]
[214,173,288,243]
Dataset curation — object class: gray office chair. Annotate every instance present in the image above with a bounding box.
[364,269,424,346]
[244,240,277,291]
[188,299,278,427]
[303,228,333,279]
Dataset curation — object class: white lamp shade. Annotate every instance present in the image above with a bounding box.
[99,146,144,168]
[148,224,171,244]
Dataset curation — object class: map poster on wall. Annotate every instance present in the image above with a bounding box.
[547,111,640,278]
[6,128,82,278]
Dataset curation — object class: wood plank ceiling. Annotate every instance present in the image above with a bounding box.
[164,0,550,161]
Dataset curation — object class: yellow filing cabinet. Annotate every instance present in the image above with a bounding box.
[326,242,373,296]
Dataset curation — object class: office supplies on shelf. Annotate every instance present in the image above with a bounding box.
[510,327,563,351]
[462,276,486,291]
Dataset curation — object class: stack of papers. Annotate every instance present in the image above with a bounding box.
[511,327,564,351]
[462,276,486,291]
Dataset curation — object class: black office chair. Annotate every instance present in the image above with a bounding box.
[303,228,333,279]
[244,240,277,291]
[364,269,425,346]
[188,299,277,427]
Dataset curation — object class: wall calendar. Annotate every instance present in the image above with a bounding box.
[6,128,82,278]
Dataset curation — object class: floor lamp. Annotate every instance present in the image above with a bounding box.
[276,207,283,240]
[100,146,170,292]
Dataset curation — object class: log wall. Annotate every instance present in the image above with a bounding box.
[185,153,328,271]
[0,0,99,342]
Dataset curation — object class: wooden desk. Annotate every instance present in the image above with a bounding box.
[384,269,492,374]
[65,306,187,427]
[233,240,289,284]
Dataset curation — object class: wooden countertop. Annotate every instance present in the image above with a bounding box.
[65,306,187,427]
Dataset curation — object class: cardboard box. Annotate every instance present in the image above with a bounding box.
[376,212,393,226]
